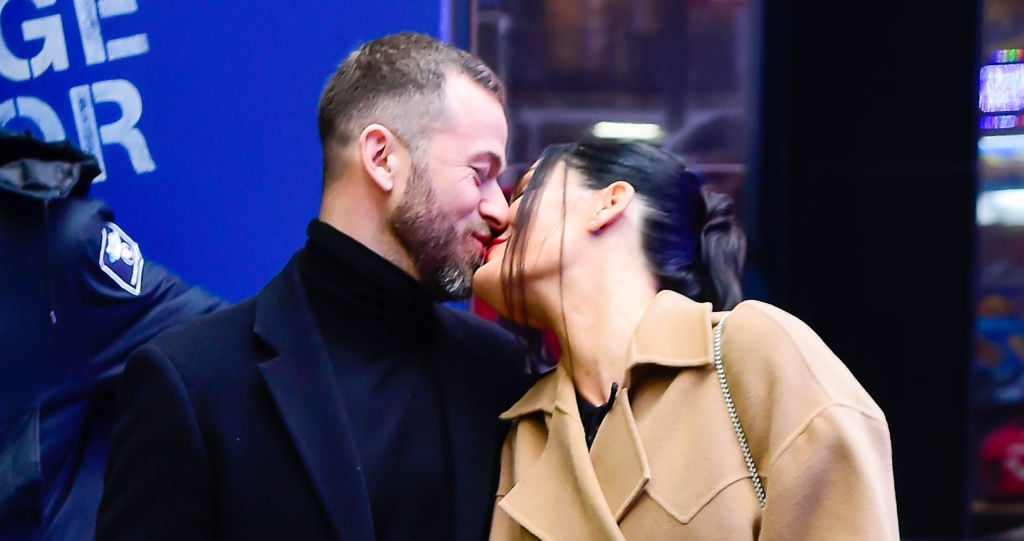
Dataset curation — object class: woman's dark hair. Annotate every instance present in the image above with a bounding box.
[501,141,745,327]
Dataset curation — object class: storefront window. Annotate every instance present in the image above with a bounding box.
[968,0,1024,536]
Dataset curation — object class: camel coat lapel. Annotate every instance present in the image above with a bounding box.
[496,365,629,541]
[494,292,714,540]
[588,390,650,522]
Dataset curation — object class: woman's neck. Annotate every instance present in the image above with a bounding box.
[549,257,659,405]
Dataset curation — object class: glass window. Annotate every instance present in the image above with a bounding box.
[475,0,752,214]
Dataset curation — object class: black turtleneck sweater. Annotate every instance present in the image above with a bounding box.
[298,220,452,541]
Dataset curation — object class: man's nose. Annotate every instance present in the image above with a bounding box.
[479,181,510,234]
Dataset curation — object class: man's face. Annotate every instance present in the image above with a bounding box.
[387,73,509,301]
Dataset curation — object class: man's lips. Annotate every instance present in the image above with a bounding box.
[484,237,507,261]
[470,232,491,257]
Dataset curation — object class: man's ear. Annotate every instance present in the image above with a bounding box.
[358,124,407,193]
[588,180,636,233]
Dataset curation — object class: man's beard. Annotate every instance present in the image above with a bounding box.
[388,164,483,301]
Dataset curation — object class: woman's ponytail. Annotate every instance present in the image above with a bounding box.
[701,186,746,310]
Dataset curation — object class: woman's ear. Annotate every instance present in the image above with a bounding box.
[588,180,636,233]
[358,124,407,193]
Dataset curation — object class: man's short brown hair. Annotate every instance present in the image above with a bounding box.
[317,32,504,173]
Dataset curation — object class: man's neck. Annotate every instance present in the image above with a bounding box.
[319,175,420,281]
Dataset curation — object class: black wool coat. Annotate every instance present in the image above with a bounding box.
[96,254,530,541]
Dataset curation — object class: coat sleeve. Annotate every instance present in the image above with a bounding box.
[95,345,214,541]
[72,205,226,383]
[759,404,900,540]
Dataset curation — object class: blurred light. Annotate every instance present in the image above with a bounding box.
[979,134,1024,152]
[592,121,663,141]
[980,64,1024,113]
[980,115,1024,130]
[978,189,1024,226]
[993,49,1024,64]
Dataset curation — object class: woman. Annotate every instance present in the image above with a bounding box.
[473,142,899,540]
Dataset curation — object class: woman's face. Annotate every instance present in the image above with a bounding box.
[472,159,591,325]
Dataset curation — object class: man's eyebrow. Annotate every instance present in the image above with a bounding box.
[470,151,505,177]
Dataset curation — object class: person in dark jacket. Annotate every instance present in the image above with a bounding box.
[96,32,531,541]
[0,129,225,540]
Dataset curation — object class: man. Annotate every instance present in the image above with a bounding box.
[96,33,529,541]
[0,129,224,540]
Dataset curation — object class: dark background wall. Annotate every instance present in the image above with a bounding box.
[757,1,979,538]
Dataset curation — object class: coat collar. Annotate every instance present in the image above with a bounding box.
[501,290,716,421]
[628,290,716,370]
[254,254,375,541]
[495,291,719,539]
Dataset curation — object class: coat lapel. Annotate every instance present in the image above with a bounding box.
[433,308,503,541]
[496,292,718,538]
[498,367,628,541]
[589,389,651,521]
[254,256,374,541]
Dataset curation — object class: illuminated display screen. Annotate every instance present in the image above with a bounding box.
[980,63,1024,113]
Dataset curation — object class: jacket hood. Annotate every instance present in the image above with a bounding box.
[0,129,101,200]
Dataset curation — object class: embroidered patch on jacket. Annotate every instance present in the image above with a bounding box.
[99,222,145,295]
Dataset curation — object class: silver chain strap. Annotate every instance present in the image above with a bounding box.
[713,314,767,509]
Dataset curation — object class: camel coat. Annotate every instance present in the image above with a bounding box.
[490,291,899,540]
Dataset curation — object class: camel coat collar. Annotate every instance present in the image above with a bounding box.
[501,291,716,420]
[496,292,717,540]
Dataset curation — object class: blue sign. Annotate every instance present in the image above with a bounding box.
[2,0,448,301]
